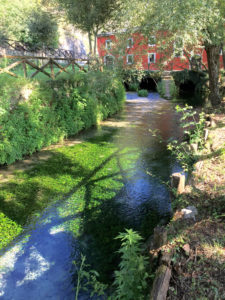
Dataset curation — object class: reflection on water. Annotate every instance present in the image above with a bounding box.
[110,92,176,221]
[0,92,179,299]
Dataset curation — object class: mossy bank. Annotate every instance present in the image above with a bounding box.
[0,70,125,250]
[0,70,125,165]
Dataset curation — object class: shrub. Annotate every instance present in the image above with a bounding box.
[0,71,125,165]
[156,80,166,97]
[20,8,59,49]
[156,79,177,99]
[138,89,148,97]
[128,82,139,91]
[172,70,208,106]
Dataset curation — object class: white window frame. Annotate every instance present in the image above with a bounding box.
[105,39,112,50]
[104,55,114,66]
[126,54,134,64]
[127,38,133,49]
[148,53,156,64]
[148,36,156,47]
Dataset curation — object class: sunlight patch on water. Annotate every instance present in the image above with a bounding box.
[16,246,51,287]
[49,225,65,235]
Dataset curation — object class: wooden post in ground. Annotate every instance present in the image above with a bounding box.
[171,172,185,195]
[50,59,55,79]
[153,226,168,249]
[150,265,171,300]
[22,60,27,78]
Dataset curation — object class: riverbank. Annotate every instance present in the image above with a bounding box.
[155,104,225,299]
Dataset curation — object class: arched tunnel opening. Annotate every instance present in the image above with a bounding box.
[179,80,196,98]
[178,79,204,106]
[139,77,157,91]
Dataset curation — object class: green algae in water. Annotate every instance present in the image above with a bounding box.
[0,129,140,251]
[0,212,22,249]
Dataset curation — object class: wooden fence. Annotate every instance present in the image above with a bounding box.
[0,39,89,79]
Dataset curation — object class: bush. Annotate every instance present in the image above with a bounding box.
[156,80,166,97]
[157,79,177,99]
[0,71,125,165]
[138,89,148,97]
[128,82,139,91]
[20,8,59,50]
[172,70,208,106]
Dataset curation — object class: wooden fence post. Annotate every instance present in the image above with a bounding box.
[72,60,75,72]
[22,60,27,78]
[50,59,55,79]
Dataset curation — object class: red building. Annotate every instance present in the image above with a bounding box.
[97,31,223,71]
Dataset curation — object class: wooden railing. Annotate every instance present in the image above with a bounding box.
[0,39,89,79]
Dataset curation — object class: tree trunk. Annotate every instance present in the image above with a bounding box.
[94,32,97,55]
[222,46,225,70]
[205,45,221,106]
[88,32,93,55]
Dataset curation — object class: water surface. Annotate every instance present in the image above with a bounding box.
[0,92,179,299]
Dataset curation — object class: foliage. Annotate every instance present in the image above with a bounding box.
[0,71,125,165]
[0,0,58,48]
[138,89,148,97]
[120,67,146,87]
[139,0,224,106]
[169,80,178,99]
[167,105,206,171]
[0,0,34,40]
[72,230,150,299]
[172,70,209,106]
[0,212,22,249]
[156,81,166,98]
[56,0,123,54]
[128,83,139,92]
[157,80,177,99]
[20,9,59,49]
[112,229,149,300]
[74,254,108,300]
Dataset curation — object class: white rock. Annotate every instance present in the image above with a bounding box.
[181,206,198,220]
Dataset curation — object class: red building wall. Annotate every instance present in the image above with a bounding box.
[97,32,223,71]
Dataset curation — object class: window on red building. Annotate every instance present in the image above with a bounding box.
[127,38,133,49]
[148,53,156,64]
[105,40,112,50]
[127,54,134,64]
[104,55,114,66]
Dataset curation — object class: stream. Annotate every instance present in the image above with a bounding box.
[0,92,180,299]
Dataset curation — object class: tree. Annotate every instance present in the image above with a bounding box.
[137,0,225,106]
[0,0,34,40]
[0,0,58,49]
[20,9,59,49]
[56,0,123,55]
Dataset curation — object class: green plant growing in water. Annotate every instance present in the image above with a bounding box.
[74,254,108,300]
[167,105,206,172]
[112,229,149,300]
[138,89,148,97]
[73,229,149,299]
[128,82,139,92]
